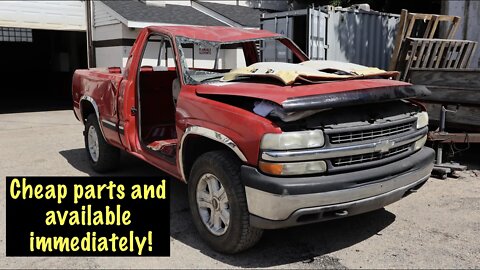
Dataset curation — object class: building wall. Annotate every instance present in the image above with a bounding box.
[0,1,85,31]
[95,46,125,68]
[93,1,120,27]
[93,23,135,67]
[92,1,252,68]
[443,0,480,68]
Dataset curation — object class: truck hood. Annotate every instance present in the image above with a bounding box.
[196,79,430,112]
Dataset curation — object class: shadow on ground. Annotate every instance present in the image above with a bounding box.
[0,96,72,114]
[59,147,396,268]
[171,209,395,268]
[59,148,162,177]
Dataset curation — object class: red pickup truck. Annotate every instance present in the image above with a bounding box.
[72,26,434,253]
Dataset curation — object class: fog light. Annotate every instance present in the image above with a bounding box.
[414,135,427,151]
[259,160,327,176]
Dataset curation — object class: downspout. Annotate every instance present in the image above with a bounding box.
[85,0,96,68]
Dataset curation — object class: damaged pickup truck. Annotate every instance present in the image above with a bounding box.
[72,26,434,253]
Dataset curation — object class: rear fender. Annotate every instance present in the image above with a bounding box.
[80,96,107,141]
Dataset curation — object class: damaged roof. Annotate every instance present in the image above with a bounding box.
[195,1,264,28]
[147,25,280,42]
[101,0,227,26]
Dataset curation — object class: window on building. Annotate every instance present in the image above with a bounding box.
[0,27,33,42]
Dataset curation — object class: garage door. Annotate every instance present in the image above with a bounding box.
[0,28,87,113]
[0,1,85,31]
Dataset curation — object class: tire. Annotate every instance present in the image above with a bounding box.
[84,114,120,173]
[188,150,263,254]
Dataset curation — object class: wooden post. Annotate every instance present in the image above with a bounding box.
[389,9,408,71]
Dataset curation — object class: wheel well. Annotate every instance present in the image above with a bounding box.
[80,100,95,122]
[182,135,239,181]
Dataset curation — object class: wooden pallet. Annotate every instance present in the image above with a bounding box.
[389,9,461,72]
[399,38,477,80]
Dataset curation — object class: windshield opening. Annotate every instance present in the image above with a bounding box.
[176,37,303,85]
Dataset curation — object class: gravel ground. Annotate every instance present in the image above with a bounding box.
[0,110,479,269]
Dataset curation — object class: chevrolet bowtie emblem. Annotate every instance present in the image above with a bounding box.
[374,140,395,153]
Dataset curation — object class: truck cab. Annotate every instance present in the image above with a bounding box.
[72,26,434,254]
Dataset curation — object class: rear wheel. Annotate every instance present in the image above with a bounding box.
[84,114,120,173]
[188,150,263,254]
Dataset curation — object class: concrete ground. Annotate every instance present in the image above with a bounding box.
[0,110,479,269]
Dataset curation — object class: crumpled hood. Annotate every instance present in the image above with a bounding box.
[222,61,399,85]
[196,78,430,112]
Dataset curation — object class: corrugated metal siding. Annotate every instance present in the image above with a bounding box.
[261,7,400,69]
[93,1,120,27]
[261,16,294,62]
[0,1,85,31]
[325,7,399,69]
[261,10,305,62]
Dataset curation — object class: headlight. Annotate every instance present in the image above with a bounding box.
[416,112,429,129]
[414,135,427,151]
[259,160,327,176]
[261,130,325,150]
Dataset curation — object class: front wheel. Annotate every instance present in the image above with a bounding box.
[188,150,263,254]
[84,114,120,173]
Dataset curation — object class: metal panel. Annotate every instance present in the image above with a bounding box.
[0,1,85,31]
[324,7,399,69]
[308,9,328,60]
[261,10,305,62]
[261,6,399,69]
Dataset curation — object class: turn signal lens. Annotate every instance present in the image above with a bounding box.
[259,160,327,176]
[259,162,284,175]
[414,135,427,151]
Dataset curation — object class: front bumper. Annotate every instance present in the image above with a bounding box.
[241,147,435,229]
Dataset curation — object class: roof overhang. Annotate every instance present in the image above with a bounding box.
[97,1,260,30]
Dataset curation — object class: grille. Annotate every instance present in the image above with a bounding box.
[329,121,414,144]
[332,143,412,167]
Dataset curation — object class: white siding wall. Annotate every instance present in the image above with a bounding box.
[93,2,250,68]
[93,23,136,67]
[93,1,120,27]
[93,23,123,41]
[96,46,125,67]
[0,1,85,31]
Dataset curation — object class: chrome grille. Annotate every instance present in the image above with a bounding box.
[332,143,412,167]
[329,121,414,144]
